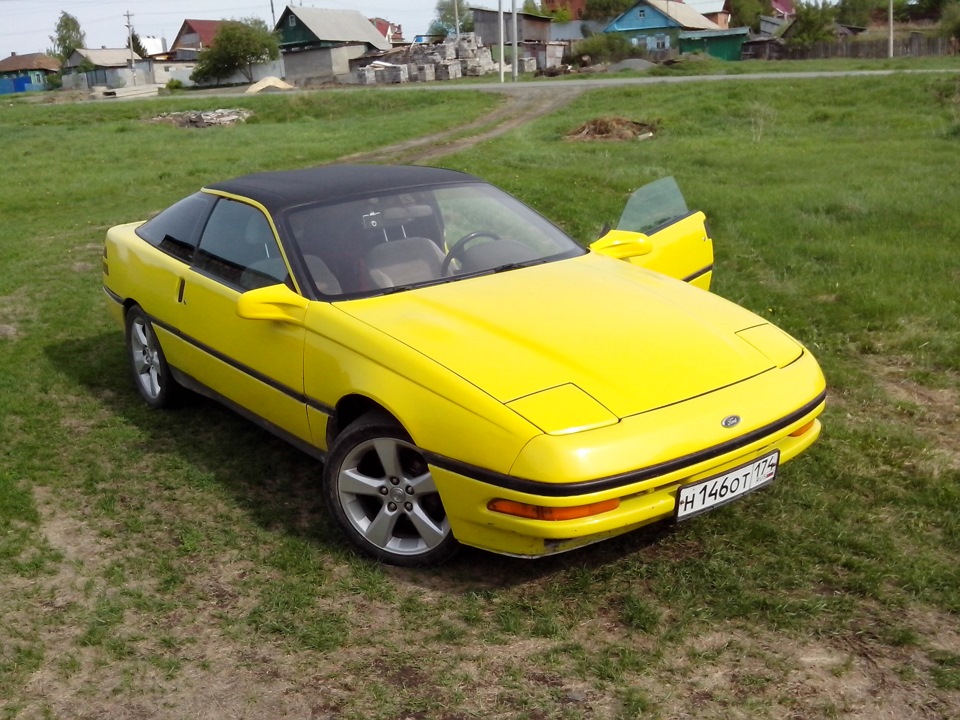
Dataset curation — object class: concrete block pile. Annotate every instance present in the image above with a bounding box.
[356,33,498,85]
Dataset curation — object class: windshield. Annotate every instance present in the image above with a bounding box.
[282,182,584,298]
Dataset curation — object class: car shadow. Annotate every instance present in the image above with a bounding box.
[53,332,676,590]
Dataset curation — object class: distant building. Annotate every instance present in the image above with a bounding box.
[542,0,589,19]
[771,0,796,19]
[370,17,405,44]
[275,7,391,85]
[61,47,145,90]
[0,52,59,94]
[684,0,733,30]
[137,36,168,57]
[169,19,223,59]
[605,0,720,53]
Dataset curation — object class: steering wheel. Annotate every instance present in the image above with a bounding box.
[441,231,502,275]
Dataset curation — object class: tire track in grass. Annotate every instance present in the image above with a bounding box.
[339,86,585,165]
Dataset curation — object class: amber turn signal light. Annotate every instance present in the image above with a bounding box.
[487,498,620,521]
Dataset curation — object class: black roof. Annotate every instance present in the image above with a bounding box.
[205,164,480,213]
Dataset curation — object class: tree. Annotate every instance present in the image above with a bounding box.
[903,0,952,20]
[785,1,837,48]
[428,0,474,37]
[48,11,85,63]
[941,1,960,39]
[582,0,635,19]
[127,31,148,59]
[190,18,279,85]
[523,0,543,12]
[730,0,773,32]
[836,0,875,26]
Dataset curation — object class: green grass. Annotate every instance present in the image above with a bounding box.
[2,72,960,717]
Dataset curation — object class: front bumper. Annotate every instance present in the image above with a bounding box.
[430,353,826,557]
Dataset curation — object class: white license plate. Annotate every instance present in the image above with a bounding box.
[675,451,779,521]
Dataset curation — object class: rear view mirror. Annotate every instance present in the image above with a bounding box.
[590,229,654,261]
[237,284,308,323]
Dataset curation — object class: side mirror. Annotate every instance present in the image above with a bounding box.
[589,229,654,261]
[237,284,308,323]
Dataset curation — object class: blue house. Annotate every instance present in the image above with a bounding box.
[605,0,720,53]
[0,52,60,94]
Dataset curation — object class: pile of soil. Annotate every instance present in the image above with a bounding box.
[566,117,657,141]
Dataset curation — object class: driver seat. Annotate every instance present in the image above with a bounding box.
[365,237,445,289]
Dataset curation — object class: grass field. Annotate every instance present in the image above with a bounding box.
[1,64,959,719]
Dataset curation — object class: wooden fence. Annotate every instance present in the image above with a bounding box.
[783,35,955,60]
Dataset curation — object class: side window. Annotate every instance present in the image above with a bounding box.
[136,192,215,263]
[194,198,287,291]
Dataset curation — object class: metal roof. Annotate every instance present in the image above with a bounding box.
[0,52,60,73]
[646,0,721,30]
[684,0,730,16]
[172,20,223,49]
[206,165,479,214]
[281,8,391,51]
[66,48,141,68]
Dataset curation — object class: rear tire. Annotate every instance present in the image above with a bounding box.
[125,306,179,409]
[323,413,459,566]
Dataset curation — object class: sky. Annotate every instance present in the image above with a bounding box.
[0,0,443,57]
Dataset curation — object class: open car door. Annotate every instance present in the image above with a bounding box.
[590,177,714,291]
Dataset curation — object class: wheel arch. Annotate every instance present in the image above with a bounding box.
[327,394,401,448]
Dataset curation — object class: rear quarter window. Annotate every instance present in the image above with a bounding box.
[136,192,216,263]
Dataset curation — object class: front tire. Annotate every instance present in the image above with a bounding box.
[323,414,458,566]
[125,306,179,409]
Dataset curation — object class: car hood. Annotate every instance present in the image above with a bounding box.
[336,254,777,419]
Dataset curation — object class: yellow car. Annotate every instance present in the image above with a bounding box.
[103,165,825,566]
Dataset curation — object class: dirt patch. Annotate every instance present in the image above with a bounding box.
[867,356,960,470]
[0,323,17,339]
[567,117,657,141]
[643,622,960,719]
[342,87,585,165]
[149,108,253,128]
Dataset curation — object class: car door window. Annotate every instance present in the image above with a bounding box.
[194,198,288,291]
[136,191,215,263]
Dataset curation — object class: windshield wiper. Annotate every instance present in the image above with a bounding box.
[493,262,526,273]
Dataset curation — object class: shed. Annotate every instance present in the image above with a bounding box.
[470,8,553,45]
[679,27,748,60]
[605,0,720,53]
[62,48,145,89]
[0,52,59,94]
[276,6,391,84]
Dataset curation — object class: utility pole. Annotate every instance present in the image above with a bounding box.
[511,0,518,82]
[499,0,504,83]
[270,1,276,27]
[888,0,894,58]
[454,0,461,40]
[125,10,137,85]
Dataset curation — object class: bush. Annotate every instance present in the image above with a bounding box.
[941,1,960,40]
[166,79,184,91]
[569,33,640,65]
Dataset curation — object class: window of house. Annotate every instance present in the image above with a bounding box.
[289,15,296,27]
[638,8,646,18]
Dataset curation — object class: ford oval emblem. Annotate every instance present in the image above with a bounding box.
[721,415,741,428]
